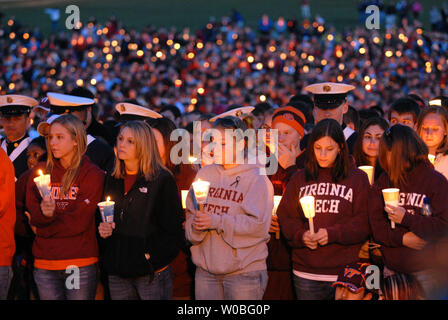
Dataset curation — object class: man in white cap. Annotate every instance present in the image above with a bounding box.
[0,94,38,179]
[303,82,358,154]
[69,86,115,146]
[115,101,163,123]
[46,92,114,173]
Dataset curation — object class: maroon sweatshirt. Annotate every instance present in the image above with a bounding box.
[277,165,370,275]
[26,156,105,261]
[369,163,448,274]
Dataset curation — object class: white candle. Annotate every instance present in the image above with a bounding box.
[192,179,210,209]
[359,165,374,185]
[300,195,315,234]
[181,190,189,209]
[33,169,51,198]
[98,196,115,223]
[188,156,198,164]
[273,195,282,239]
[382,188,399,229]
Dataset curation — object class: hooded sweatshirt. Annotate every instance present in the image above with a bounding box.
[185,163,274,276]
[0,148,16,266]
[369,163,448,274]
[277,165,370,277]
[26,156,105,270]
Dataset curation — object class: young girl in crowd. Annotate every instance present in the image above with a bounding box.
[277,119,370,300]
[185,116,273,300]
[26,114,105,300]
[147,117,198,300]
[13,136,47,300]
[98,120,184,300]
[369,124,448,299]
[417,106,448,179]
[264,106,307,300]
[353,117,389,182]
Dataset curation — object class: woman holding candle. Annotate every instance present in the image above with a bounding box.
[369,124,448,299]
[277,119,370,300]
[26,114,105,300]
[185,116,274,300]
[264,106,307,300]
[98,120,184,300]
[146,117,198,300]
[353,117,389,182]
[417,106,448,180]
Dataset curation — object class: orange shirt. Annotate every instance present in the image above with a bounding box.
[0,148,16,266]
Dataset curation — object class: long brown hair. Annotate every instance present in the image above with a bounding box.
[416,106,448,156]
[46,114,87,196]
[112,120,166,181]
[305,119,350,183]
[353,117,389,167]
[378,124,428,187]
[146,117,178,173]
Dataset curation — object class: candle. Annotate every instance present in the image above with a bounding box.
[299,196,315,234]
[98,196,115,223]
[192,179,210,210]
[359,165,374,185]
[382,188,399,229]
[181,190,189,209]
[188,156,198,164]
[33,169,51,198]
[428,154,435,165]
[273,196,282,239]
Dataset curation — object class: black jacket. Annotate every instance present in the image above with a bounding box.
[86,138,115,174]
[101,169,184,278]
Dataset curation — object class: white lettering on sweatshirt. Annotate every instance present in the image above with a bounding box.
[299,183,353,202]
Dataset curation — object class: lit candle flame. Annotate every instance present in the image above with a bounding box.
[106,196,111,202]
[38,169,44,177]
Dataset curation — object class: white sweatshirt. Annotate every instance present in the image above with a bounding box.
[185,163,274,275]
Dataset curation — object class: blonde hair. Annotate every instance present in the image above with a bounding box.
[112,120,166,181]
[46,114,87,196]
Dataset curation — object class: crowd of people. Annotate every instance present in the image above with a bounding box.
[1,6,448,121]
[0,6,448,301]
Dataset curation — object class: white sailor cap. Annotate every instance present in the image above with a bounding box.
[305,82,355,110]
[47,92,95,114]
[115,102,163,121]
[0,95,38,116]
[37,114,61,137]
[209,106,255,122]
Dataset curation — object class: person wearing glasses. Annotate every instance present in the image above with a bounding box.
[388,97,421,130]
[185,116,274,300]
[369,124,448,299]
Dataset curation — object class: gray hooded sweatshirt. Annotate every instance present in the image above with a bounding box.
[185,163,274,276]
